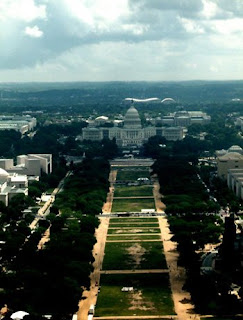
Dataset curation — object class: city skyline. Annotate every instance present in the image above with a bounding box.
[1,0,243,82]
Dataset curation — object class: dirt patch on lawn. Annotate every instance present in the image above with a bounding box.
[129,290,155,311]
[115,228,144,234]
[126,243,146,266]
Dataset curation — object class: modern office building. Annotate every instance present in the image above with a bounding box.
[0,169,28,206]
[0,154,52,177]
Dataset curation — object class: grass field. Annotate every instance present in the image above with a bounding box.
[108,227,161,234]
[102,241,167,270]
[110,217,158,223]
[114,185,153,197]
[112,198,155,212]
[109,222,159,228]
[106,234,161,241]
[95,273,175,316]
[116,169,150,181]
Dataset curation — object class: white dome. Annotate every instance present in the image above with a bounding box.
[228,145,242,152]
[124,106,142,129]
[0,168,9,177]
[161,98,176,104]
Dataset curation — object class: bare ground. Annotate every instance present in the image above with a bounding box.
[102,170,117,214]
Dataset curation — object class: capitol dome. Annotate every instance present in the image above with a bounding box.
[124,105,142,129]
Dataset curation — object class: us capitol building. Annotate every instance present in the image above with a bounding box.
[81,104,184,147]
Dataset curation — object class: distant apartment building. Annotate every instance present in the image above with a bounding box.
[0,168,28,206]
[0,154,52,177]
[0,115,37,134]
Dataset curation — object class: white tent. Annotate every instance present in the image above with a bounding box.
[10,311,29,320]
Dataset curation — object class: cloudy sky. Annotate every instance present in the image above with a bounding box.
[0,0,243,82]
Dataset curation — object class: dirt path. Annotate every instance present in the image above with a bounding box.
[153,177,200,320]
[77,217,109,320]
[113,196,154,199]
[102,170,117,214]
[152,180,166,213]
[100,269,169,274]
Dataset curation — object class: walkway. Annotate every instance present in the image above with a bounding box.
[100,269,169,274]
[102,170,117,214]
[153,176,200,320]
[77,217,109,320]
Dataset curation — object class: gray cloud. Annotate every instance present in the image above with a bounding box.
[0,0,243,81]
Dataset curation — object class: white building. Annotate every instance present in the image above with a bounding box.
[81,105,183,147]
[0,154,52,177]
[0,169,28,206]
[227,169,243,199]
[217,152,243,180]
[0,115,37,134]
[158,111,211,127]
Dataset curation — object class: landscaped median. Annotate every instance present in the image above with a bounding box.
[102,241,167,270]
[111,198,155,212]
[114,185,154,197]
[95,274,175,317]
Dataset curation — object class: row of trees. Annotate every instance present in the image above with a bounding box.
[152,153,243,314]
[0,157,110,319]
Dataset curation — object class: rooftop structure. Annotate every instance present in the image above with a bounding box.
[0,154,52,177]
[0,169,28,206]
[217,151,243,180]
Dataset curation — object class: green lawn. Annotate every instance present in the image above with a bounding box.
[107,234,161,241]
[112,198,155,212]
[109,223,159,228]
[116,169,150,181]
[110,217,158,223]
[114,185,153,197]
[102,242,167,270]
[95,273,175,316]
[108,227,161,234]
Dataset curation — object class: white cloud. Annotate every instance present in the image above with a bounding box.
[201,0,219,19]
[210,18,243,34]
[179,17,205,34]
[0,0,243,80]
[0,0,46,22]
[25,25,43,38]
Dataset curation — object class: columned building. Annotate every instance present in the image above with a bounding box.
[81,105,183,147]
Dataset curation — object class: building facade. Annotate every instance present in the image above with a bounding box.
[0,169,28,206]
[0,154,52,177]
[0,115,37,134]
[217,152,243,180]
[81,105,184,147]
